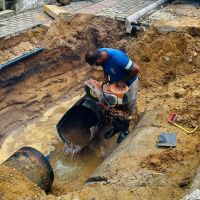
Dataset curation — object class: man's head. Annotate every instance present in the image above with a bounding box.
[85,50,107,66]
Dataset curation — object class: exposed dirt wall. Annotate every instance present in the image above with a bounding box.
[0,14,127,146]
[130,29,200,124]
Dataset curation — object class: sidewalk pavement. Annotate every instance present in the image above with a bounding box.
[0,0,158,39]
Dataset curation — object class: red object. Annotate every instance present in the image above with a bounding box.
[168,112,177,124]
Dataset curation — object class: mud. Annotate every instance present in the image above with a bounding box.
[0,13,129,199]
[0,6,199,200]
[49,143,102,196]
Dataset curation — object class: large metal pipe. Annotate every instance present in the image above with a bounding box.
[3,146,54,192]
[56,97,106,148]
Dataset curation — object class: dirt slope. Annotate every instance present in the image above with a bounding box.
[0,11,199,200]
[0,165,52,200]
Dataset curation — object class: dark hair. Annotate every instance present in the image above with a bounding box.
[85,50,100,65]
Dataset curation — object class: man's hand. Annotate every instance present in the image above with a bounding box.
[116,81,126,88]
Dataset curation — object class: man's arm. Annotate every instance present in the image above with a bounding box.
[112,51,139,84]
[121,63,139,83]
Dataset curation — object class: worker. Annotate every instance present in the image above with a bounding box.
[85,48,139,143]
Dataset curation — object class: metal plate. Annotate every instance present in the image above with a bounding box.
[157,133,176,147]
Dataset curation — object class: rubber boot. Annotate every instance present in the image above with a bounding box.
[104,127,121,139]
[117,130,129,143]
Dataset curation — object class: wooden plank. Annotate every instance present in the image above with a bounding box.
[43,5,69,19]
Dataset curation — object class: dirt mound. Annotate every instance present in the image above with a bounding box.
[126,29,200,126]
[140,148,195,173]
[0,14,124,64]
[0,165,49,200]
[42,13,124,49]
[128,29,200,87]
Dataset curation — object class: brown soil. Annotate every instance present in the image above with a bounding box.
[131,28,200,125]
[0,10,199,200]
[0,165,50,200]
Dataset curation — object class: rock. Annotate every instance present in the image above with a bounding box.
[188,27,200,36]
[193,51,198,57]
[150,158,161,167]
[190,114,198,121]
[164,56,170,63]
[86,176,108,183]
[174,88,186,98]
[141,55,150,62]
[179,178,191,187]
[188,58,193,63]
[192,90,200,98]
[174,92,181,98]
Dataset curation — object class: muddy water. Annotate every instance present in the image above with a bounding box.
[0,90,105,196]
[49,142,102,195]
[0,94,84,164]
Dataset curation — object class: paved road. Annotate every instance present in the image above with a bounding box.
[0,0,159,39]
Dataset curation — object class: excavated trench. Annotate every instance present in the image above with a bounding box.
[0,13,200,200]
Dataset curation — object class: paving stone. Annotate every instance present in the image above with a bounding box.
[0,10,14,19]
[0,0,163,39]
[73,0,119,14]
[117,0,157,19]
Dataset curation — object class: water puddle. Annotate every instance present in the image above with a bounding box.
[0,94,83,164]
[48,142,102,195]
[0,93,104,195]
[0,92,116,195]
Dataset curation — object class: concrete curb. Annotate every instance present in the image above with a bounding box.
[0,10,14,20]
[0,48,44,71]
[125,0,169,33]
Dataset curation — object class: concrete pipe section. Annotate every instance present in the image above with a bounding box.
[3,146,54,192]
[57,96,105,148]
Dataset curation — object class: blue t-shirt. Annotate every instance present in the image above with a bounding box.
[98,48,137,86]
